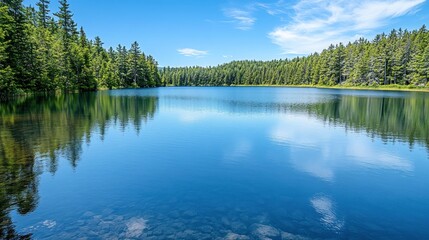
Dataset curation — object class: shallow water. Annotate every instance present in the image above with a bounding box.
[1,87,429,239]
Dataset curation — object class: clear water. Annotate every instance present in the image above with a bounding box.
[1,87,429,239]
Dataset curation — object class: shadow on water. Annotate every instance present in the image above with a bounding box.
[0,88,428,238]
[0,92,158,239]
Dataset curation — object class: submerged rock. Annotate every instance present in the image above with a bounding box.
[175,229,197,239]
[281,231,309,240]
[183,210,197,218]
[250,224,280,239]
[102,208,114,215]
[200,225,214,233]
[225,232,250,240]
[230,221,247,233]
[83,211,95,218]
[125,217,148,238]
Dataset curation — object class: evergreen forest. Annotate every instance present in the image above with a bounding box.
[161,26,429,88]
[0,0,162,95]
[1,0,429,94]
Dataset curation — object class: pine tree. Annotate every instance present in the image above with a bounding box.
[0,4,15,93]
[2,0,35,90]
[127,41,144,87]
[55,0,76,42]
[36,0,50,28]
[408,25,428,85]
[116,45,127,87]
[54,0,77,89]
[92,36,105,85]
[422,45,429,85]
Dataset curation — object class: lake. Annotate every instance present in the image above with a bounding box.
[1,87,429,239]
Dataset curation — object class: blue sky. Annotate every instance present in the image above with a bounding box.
[24,0,429,67]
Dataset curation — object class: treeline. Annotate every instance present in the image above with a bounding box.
[0,0,162,95]
[162,26,429,87]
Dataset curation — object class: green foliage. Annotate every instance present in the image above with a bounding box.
[0,5,15,93]
[0,0,162,95]
[162,26,429,88]
[36,0,50,28]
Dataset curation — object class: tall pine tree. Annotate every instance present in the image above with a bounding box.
[36,0,50,28]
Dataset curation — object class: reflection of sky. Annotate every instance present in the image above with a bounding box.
[166,103,416,184]
[10,88,429,239]
[223,139,252,163]
[156,89,428,238]
[164,94,418,183]
[175,109,214,123]
[346,139,413,171]
[270,114,414,182]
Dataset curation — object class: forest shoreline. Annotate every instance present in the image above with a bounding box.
[2,84,427,100]
[165,84,429,92]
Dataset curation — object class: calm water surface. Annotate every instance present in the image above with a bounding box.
[1,87,429,239]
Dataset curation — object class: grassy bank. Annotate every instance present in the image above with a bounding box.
[224,84,429,92]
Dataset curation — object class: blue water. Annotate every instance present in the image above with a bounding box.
[1,87,429,239]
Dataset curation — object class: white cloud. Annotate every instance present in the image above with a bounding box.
[224,9,256,30]
[177,48,208,57]
[353,0,426,29]
[269,0,425,55]
[255,1,290,16]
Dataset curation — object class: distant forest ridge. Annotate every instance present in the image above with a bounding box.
[0,0,162,95]
[161,25,429,87]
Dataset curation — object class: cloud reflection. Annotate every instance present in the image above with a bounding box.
[270,114,413,182]
[224,139,252,163]
[172,109,225,124]
[347,140,413,172]
[270,114,340,181]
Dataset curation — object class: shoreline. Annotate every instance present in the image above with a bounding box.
[167,84,429,93]
[3,85,429,99]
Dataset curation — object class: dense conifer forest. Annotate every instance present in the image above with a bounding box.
[1,0,428,94]
[0,0,162,95]
[161,26,429,88]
